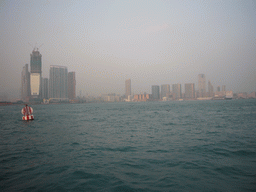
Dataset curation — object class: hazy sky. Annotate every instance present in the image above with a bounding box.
[1,0,255,99]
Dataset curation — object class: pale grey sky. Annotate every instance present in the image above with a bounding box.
[1,0,255,99]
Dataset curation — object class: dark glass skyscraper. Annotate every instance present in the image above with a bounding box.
[30,49,42,73]
[49,65,68,99]
[21,64,30,101]
[68,72,76,99]
[41,78,49,99]
[152,85,160,100]
[172,84,182,100]
[161,84,170,99]
[185,83,195,99]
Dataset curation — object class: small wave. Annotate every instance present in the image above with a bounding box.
[211,148,231,157]
[166,162,180,168]
[146,149,168,153]
[92,118,105,122]
[163,122,176,126]
[46,165,70,175]
[214,166,243,176]
[97,146,137,152]
[71,142,80,145]
[112,185,144,192]
[72,170,99,179]
[231,150,256,157]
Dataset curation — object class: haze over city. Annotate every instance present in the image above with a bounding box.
[1,0,255,100]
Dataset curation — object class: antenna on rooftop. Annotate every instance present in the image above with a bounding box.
[28,42,44,51]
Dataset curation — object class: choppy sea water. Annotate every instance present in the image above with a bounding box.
[0,99,256,191]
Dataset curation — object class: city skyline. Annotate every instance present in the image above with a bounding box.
[1,1,255,100]
[20,48,241,103]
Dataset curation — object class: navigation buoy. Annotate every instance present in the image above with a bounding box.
[21,104,34,120]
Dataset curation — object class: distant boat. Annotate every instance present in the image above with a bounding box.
[21,104,34,120]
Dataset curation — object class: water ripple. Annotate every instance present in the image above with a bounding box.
[0,100,256,191]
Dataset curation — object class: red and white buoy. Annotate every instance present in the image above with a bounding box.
[21,104,34,120]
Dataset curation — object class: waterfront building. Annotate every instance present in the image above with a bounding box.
[152,85,160,100]
[30,49,42,98]
[225,91,233,99]
[41,78,48,99]
[172,84,182,100]
[125,79,131,99]
[236,92,247,99]
[161,84,170,99]
[217,86,221,92]
[21,64,30,101]
[68,72,76,100]
[49,65,68,99]
[222,85,226,92]
[133,93,152,102]
[198,74,206,97]
[185,83,195,99]
[248,92,256,99]
[208,81,214,97]
[214,91,225,99]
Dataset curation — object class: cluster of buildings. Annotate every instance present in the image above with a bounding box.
[79,75,255,103]
[123,74,256,102]
[21,48,76,103]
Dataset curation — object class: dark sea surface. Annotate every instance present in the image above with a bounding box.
[1,99,256,191]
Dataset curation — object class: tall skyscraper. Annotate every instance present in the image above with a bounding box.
[152,85,160,100]
[172,84,182,100]
[125,79,131,98]
[68,72,76,99]
[198,74,206,97]
[30,49,42,98]
[41,78,48,99]
[208,81,214,97]
[185,83,195,99]
[49,65,68,99]
[161,84,170,99]
[217,86,221,92]
[21,64,30,101]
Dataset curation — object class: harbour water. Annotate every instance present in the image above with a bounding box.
[1,100,256,191]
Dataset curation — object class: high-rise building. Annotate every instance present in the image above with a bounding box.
[208,81,214,97]
[161,84,170,99]
[49,65,68,99]
[217,86,220,92]
[222,85,226,92]
[172,84,182,100]
[198,74,206,97]
[125,79,131,98]
[68,72,76,99]
[30,49,42,98]
[152,85,160,100]
[41,78,48,99]
[185,83,195,99]
[21,64,30,101]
